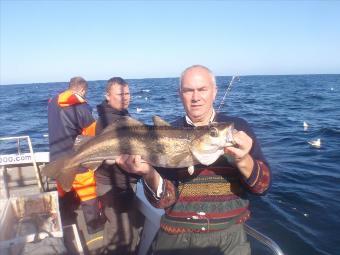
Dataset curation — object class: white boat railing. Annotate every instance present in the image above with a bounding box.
[0,136,46,197]
[244,224,285,255]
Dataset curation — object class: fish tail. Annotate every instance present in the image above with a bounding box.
[41,154,78,192]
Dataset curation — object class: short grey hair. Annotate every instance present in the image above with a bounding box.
[179,65,216,91]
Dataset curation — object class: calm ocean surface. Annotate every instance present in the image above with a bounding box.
[0,75,339,255]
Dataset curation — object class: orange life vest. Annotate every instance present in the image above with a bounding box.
[54,90,98,202]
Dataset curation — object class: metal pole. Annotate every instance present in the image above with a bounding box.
[244,224,285,255]
[27,136,44,192]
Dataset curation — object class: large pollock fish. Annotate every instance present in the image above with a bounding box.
[42,116,235,191]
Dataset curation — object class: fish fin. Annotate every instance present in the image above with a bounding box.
[101,116,145,134]
[169,152,194,167]
[104,159,116,165]
[80,160,105,170]
[74,135,93,151]
[226,126,237,147]
[188,166,194,175]
[116,116,144,126]
[152,116,171,126]
[41,154,78,192]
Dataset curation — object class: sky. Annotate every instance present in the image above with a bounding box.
[1,0,339,85]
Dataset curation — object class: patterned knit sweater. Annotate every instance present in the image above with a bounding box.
[143,114,271,234]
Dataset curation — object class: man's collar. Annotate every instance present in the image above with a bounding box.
[185,109,216,127]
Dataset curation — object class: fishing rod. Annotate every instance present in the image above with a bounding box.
[217,76,237,113]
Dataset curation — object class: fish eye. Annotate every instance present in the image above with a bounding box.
[210,127,219,137]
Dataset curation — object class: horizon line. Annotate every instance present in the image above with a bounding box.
[1,72,339,86]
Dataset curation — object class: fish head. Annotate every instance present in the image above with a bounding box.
[190,122,235,165]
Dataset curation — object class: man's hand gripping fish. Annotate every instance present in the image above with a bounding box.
[42,116,236,191]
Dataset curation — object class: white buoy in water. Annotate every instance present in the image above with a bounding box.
[136,107,143,113]
[308,138,321,148]
[303,121,309,131]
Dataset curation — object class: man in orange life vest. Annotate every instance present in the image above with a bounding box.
[48,76,104,234]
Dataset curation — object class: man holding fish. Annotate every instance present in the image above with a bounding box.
[116,65,271,255]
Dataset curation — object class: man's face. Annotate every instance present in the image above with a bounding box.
[80,87,87,98]
[105,84,130,111]
[180,67,217,125]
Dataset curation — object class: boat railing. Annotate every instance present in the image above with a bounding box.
[0,144,84,254]
[244,224,284,255]
[0,136,46,198]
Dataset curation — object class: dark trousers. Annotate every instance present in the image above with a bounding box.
[97,185,143,255]
[152,223,250,255]
[59,191,105,234]
[81,198,106,234]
